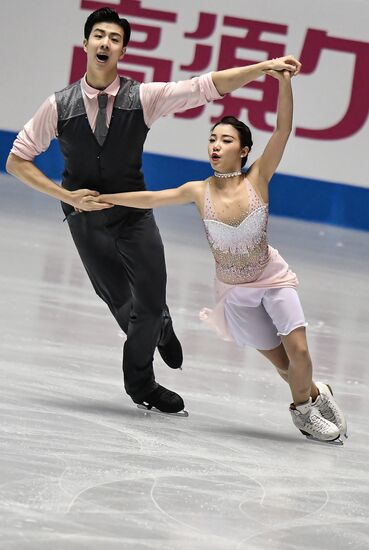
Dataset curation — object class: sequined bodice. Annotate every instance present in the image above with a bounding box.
[203,178,270,284]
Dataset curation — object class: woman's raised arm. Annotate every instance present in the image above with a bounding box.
[248,70,294,198]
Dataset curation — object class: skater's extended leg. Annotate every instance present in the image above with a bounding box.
[281,329,340,442]
[262,342,347,437]
[262,289,341,442]
[256,336,339,442]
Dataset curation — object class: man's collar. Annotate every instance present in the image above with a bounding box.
[81,74,120,98]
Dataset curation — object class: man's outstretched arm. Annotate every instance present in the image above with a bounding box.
[141,55,301,127]
[211,55,301,95]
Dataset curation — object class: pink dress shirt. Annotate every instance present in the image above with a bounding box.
[11,73,222,161]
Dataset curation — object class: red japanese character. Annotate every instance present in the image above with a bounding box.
[69,47,172,83]
[70,1,177,83]
[81,0,177,22]
[174,105,206,120]
[175,13,218,121]
[296,29,369,140]
[180,13,217,72]
[70,47,87,83]
[211,17,287,130]
[117,54,172,83]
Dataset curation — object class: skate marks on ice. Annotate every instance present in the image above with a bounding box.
[1,177,369,548]
[1,389,368,549]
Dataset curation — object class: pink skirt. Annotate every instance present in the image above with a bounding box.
[200,247,307,349]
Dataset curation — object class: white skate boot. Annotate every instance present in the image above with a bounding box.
[314,382,348,438]
[290,397,342,444]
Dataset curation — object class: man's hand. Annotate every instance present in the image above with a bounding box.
[69,189,114,212]
[266,55,301,75]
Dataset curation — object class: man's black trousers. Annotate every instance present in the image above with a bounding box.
[65,207,167,402]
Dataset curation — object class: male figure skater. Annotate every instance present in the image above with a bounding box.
[6,7,301,415]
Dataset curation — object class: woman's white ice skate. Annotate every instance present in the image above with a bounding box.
[290,397,343,445]
[314,382,348,438]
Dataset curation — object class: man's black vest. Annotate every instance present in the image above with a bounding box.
[55,77,149,202]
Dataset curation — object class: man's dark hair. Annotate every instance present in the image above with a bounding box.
[212,116,253,167]
[84,7,131,47]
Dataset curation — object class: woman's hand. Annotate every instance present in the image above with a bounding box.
[69,189,114,212]
[265,69,293,81]
[266,55,301,75]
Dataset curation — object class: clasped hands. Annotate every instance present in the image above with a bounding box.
[264,54,302,80]
[69,189,113,212]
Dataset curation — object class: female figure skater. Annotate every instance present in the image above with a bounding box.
[97,68,347,443]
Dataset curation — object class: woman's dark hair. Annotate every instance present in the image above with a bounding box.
[84,8,131,47]
[211,116,253,167]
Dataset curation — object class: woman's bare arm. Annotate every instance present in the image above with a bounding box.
[99,180,203,209]
[247,70,293,200]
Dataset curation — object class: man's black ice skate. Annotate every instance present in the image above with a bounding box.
[136,384,188,417]
[157,313,183,370]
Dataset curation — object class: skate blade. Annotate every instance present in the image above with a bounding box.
[137,404,189,417]
[305,434,344,446]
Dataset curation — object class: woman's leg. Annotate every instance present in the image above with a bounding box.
[261,288,320,406]
[258,329,340,441]
[280,327,316,405]
[258,340,319,402]
[225,288,340,440]
[225,287,318,403]
[258,343,289,382]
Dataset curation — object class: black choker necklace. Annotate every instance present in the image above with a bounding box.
[214,170,242,179]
